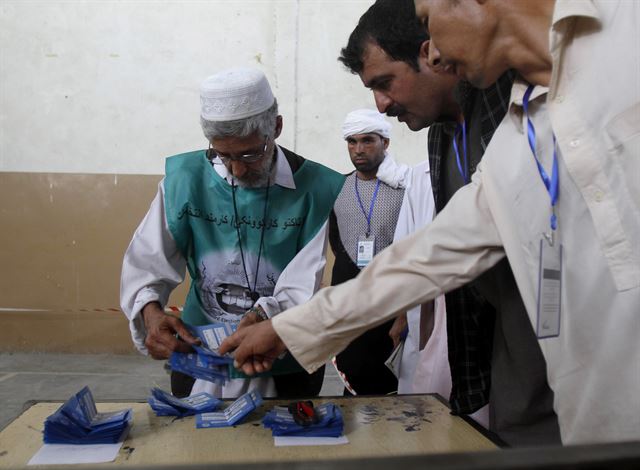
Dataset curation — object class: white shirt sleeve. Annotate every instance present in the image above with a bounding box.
[393,161,434,241]
[120,180,186,354]
[255,221,329,317]
[272,165,506,373]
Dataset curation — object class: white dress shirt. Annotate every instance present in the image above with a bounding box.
[272,1,640,443]
[393,161,450,398]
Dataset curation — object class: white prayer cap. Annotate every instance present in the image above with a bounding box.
[200,67,275,121]
[342,108,392,139]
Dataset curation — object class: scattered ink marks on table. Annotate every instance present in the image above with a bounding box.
[357,405,381,425]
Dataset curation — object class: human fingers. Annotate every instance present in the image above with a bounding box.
[145,335,174,360]
[218,327,247,356]
[167,316,200,346]
[230,322,272,367]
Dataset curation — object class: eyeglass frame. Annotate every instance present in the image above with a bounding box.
[207,135,271,164]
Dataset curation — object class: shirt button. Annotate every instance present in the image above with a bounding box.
[556,95,564,103]
[594,190,604,202]
[570,139,580,148]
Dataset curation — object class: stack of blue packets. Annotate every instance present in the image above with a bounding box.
[148,387,221,417]
[196,391,263,428]
[43,386,132,444]
[169,323,235,384]
[262,403,344,437]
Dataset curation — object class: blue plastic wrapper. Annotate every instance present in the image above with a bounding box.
[262,403,344,437]
[196,391,263,428]
[167,323,236,384]
[169,351,229,384]
[148,387,220,417]
[147,387,221,417]
[43,386,132,444]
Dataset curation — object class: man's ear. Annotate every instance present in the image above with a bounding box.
[419,40,430,62]
[383,138,390,150]
[274,115,283,139]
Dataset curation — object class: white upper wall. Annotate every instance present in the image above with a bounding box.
[0,0,427,175]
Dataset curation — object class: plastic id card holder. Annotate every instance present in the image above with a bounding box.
[356,236,375,268]
[536,238,562,339]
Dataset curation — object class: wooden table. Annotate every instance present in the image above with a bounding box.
[0,395,498,468]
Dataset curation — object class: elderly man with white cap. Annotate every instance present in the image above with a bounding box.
[328,108,409,395]
[120,67,344,399]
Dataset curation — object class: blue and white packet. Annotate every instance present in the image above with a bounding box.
[168,322,236,384]
[169,351,229,384]
[43,386,132,444]
[262,403,344,437]
[148,387,221,417]
[196,391,263,428]
[190,323,236,357]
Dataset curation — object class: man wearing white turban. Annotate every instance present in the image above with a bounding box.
[120,67,344,399]
[328,108,408,395]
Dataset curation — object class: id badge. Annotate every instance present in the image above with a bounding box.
[356,236,375,268]
[536,237,562,339]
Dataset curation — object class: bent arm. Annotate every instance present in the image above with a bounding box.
[254,221,329,317]
[120,180,186,354]
[272,168,506,373]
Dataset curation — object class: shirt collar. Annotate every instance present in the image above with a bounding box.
[545,0,601,97]
[551,0,600,29]
[507,77,549,132]
[213,144,296,189]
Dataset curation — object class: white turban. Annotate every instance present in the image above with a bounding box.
[342,108,392,139]
[200,67,275,121]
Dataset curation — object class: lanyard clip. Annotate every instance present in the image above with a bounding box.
[545,207,557,246]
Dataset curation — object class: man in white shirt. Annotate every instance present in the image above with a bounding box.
[339,0,559,446]
[220,1,639,444]
[120,67,344,399]
[329,109,408,395]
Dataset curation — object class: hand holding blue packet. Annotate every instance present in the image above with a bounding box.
[168,323,236,384]
[169,351,229,384]
[189,323,236,357]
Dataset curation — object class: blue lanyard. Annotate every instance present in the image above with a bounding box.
[355,176,381,238]
[522,84,559,232]
[452,120,469,184]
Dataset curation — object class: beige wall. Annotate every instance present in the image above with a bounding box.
[0,172,189,353]
[0,171,335,353]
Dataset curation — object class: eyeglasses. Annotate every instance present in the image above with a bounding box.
[208,136,270,164]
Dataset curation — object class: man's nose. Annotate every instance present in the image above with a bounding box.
[355,142,366,154]
[373,90,393,114]
[230,160,248,178]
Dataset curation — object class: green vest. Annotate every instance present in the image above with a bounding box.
[163,148,344,376]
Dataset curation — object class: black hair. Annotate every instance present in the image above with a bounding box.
[338,0,429,74]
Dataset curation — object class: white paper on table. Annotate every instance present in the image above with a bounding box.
[27,441,124,465]
[274,435,349,447]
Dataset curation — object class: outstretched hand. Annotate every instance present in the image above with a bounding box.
[218,320,287,376]
[141,302,200,359]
